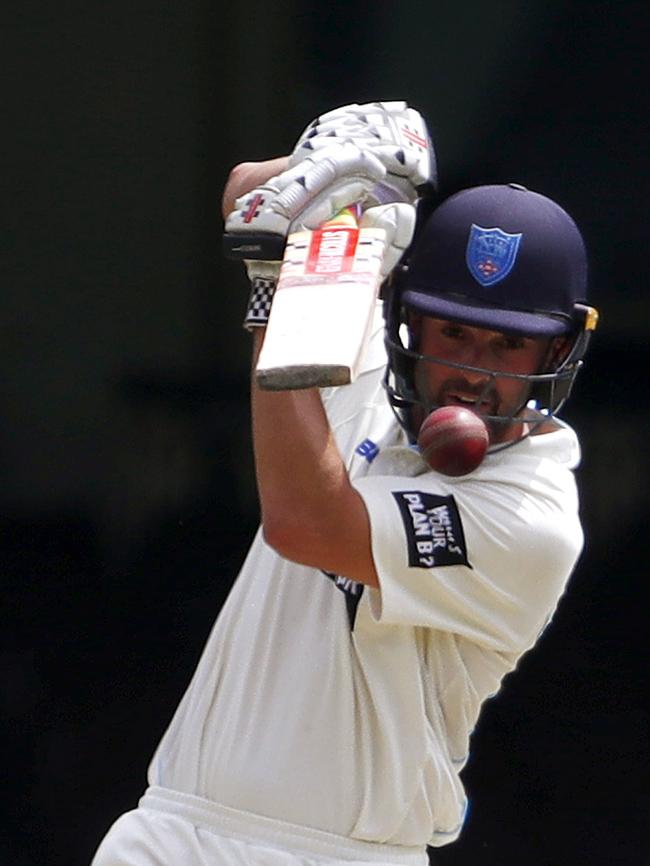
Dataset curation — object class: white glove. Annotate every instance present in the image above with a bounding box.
[361,202,417,277]
[229,140,387,306]
[291,101,436,203]
[225,142,387,249]
[224,101,435,260]
[225,100,433,330]
[240,201,416,330]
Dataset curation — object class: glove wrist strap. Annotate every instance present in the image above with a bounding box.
[243,275,276,331]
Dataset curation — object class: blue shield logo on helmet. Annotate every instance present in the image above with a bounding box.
[466,224,522,287]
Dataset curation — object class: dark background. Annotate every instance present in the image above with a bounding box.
[3,2,648,864]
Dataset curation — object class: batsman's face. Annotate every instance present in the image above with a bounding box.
[412,316,557,443]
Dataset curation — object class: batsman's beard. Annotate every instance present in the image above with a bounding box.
[413,370,533,445]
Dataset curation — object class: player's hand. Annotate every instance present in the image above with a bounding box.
[361,202,417,277]
[290,101,437,204]
[223,101,435,262]
[224,142,387,259]
[232,181,416,330]
[224,101,432,330]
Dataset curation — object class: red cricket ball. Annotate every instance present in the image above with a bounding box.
[417,406,489,476]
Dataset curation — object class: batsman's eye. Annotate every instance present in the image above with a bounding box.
[496,335,526,351]
[440,324,465,340]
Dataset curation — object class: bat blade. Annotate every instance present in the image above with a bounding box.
[255,207,386,390]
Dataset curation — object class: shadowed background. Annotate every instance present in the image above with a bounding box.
[2,2,648,864]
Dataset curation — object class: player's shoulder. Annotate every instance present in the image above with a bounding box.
[364,418,581,486]
[446,425,583,567]
[356,421,583,557]
[480,421,582,500]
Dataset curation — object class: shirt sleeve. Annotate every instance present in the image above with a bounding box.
[352,471,584,654]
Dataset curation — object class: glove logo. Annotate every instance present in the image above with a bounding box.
[242,193,265,224]
[399,123,429,153]
[466,224,522,287]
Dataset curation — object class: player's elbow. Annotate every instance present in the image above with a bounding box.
[261,511,318,566]
[261,495,348,570]
[260,500,379,589]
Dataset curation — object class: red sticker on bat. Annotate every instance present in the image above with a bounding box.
[306,225,359,275]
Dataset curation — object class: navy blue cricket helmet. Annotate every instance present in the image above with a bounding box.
[384,183,599,440]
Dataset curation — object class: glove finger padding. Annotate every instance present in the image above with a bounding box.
[225,142,387,241]
[223,100,433,268]
[291,100,436,201]
[292,100,412,152]
[360,202,416,277]
[274,146,387,229]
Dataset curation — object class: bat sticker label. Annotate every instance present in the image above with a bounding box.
[307,224,359,274]
[392,491,470,569]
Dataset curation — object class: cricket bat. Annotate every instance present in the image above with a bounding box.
[255,205,387,390]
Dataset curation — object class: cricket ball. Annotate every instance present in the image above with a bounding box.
[417,406,489,476]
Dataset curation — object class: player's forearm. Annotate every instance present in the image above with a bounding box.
[253,390,348,540]
[251,335,342,543]
[250,332,369,577]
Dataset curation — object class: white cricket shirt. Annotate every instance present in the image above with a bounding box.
[147,304,583,848]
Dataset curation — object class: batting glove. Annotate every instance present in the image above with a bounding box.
[291,101,437,204]
[224,101,435,329]
[230,144,388,330]
[224,100,434,262]
[360,202,417,277]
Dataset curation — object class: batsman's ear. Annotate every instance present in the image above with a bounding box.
[546,336,572,370]
[546,303,599,371]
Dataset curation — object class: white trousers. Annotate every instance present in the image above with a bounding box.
[91,786,429,866]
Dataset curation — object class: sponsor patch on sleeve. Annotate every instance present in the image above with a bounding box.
[392,491,471,569]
